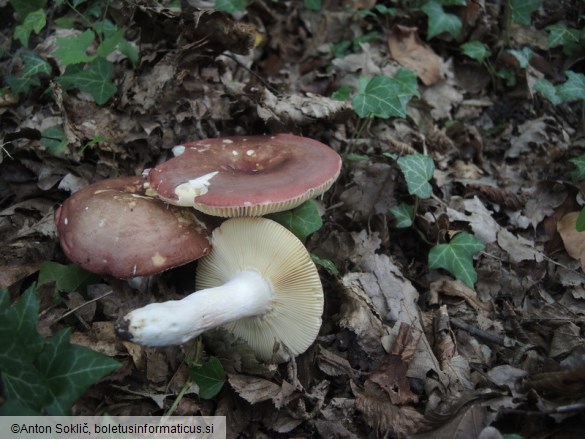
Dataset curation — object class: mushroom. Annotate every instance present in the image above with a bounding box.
[116,217,323,362]
[55,176,211,279]
[146,134,342,217]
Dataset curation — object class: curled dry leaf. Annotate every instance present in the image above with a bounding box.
[257,90,351,126]
[388,25,442,86]
[429,278,493,313]
[352,380,427,437]
[557,212,585,270]
[466,184,525,210]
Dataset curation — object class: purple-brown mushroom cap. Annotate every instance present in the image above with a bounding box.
[146,134,342,217]
[55,176,211,278]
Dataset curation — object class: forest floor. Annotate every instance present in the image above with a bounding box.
[1,0,585,438]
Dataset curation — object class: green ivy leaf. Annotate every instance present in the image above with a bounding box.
[20,50,51,77]
[346,153,369,161]
[118,39,139,65]
[389,204,414,228]
[0,286,120,414]
[5,51,50,95]
[569,154,585,181]
[9,0,46,18]
[0,287,44,371]
[546,23,580,55]
[509,0,543,26]
[576,208,585,232]
[37,261,101,293]
[332,85,352,101]
[39,328,120,414]
[215,0,248,14]
[508,47,532,68]
[397,154,435,199]
[533,79,562,105]
[53,29,95,66]
[268,200,323,242]
[428,232,485,288]
[96,27,124,58]
[330,40,352,58]
[14,9,46,46]
[352,70,418,119]
[40,126,69,157]
[393,68,420,100]
[461,41,491,63]
[190,357,225,399]
[57,58,117,105]
[311,254,339,276]
[497,68,517,87]
[304,0,322,10]
[421,1,462,40]
[5,74,40,95]
[557,71,585,102]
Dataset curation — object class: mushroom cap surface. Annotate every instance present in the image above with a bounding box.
[55,176,211,278]
[147,134,342,217]
[196,217,324,361]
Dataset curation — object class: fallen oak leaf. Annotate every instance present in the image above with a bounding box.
[557,212,585,270]
[388,24,441,86]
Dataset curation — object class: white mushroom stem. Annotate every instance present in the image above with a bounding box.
[120,270,273,347]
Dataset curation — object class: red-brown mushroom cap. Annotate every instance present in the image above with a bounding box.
[55,176,211,279]
[146,134,342,217]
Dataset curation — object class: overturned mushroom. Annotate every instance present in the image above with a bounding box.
[55,176,211,279]
[116,217,323,362]
[146,134,342,217]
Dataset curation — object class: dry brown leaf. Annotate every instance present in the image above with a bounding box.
[430,278,493,313]
[0,262,41,289]
[557,212,585,270]
[388,25,441,86]
[145,348,169,384]
[410,404,488,439]
[352,380,427,437]
[257,91,351,126]
[228,374,282,404]
[496,228,544,263]
[369,323,420,404]
[318,346,357,378]
[466,184,525,210]
[522,364,585,397]
[523,181,568,229]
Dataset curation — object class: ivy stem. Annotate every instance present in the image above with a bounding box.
[345,116,371,159]
[163,338,203,418]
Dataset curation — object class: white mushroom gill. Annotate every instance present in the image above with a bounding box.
[173,171,219,206]
[118,218,324,363]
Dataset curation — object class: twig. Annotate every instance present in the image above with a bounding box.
[221,52,281,97]
[450,317,510,347]
[56,289,114,322]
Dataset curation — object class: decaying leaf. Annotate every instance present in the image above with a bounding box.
[352,380,428,436]
[429,278,493,313]
[257,90,351,126]
[496,228,544,264]
[388,25,442,86]
[369,323,421,404]
[227,374,277,404]
[557,212,585,270]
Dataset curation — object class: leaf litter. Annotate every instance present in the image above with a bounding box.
[2,0,585,437]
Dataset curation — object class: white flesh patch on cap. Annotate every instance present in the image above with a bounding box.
[172,145,185,156]
[173,171,219,206]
